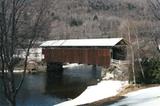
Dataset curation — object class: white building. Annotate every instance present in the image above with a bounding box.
[16,48,44,62]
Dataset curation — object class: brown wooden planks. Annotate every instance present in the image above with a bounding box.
[42,48,111,67]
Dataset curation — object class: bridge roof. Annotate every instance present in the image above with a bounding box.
[40,38,126,47]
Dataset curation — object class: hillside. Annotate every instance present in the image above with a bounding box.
[47,0,156,39]
[43,0,159,58]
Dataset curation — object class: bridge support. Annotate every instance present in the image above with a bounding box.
[92,65,99,79]
[92,65,97,71]
[46,62,63,80]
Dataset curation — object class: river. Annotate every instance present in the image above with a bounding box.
[0,64,102,106]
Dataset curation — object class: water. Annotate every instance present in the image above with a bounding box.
[0,64,101,106]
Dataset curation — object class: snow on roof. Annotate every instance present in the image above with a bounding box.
[40,38,124,47]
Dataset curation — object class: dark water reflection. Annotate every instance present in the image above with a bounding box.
[0,64,101,106]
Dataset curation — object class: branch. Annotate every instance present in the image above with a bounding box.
[15,0,47,95]
[14,38,35,96]
[148,0,160,20]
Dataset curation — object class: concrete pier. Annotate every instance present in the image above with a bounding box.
[47,62,63,79]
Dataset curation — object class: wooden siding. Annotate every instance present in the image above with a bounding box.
[42,48,111,67]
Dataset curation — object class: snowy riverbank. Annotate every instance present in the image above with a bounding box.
[108,86,160,106]
[55,80,128,106]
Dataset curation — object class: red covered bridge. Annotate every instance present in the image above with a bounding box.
[40,38,127,68]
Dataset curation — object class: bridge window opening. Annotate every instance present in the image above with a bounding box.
[112,46,127,60]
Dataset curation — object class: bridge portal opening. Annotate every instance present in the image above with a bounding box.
[112,40,127,60]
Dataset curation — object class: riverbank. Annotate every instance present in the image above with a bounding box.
[55,80,128,106]
[82,84,160,106]
[55,80,160,106]
[0,63,82,73]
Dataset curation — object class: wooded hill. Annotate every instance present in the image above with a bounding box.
[47,0,158,39]
[41,0,159,58]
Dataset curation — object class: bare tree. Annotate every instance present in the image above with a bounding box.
[0,0,51,105]
[127,21,136,84]
[118,20,148,84]
[147,0,160,53]
[118,20,136,83]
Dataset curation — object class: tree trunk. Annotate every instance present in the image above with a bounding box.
[8,97,16,106]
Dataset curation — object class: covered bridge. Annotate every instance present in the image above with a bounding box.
[40,38,127,68]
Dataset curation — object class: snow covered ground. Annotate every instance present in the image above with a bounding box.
[55,80,128,106]
[108,86,160,106]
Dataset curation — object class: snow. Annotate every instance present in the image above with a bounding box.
[40,38,124,47]
[0,70,24,73]
[63,63,82,68]
[55,79,160,106]
[108,86,160,106]
[13,70,24,73]
[55,80,128,106]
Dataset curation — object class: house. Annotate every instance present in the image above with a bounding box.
[16,48,44,62]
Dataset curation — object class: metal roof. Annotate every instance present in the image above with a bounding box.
[40,38,125,47]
